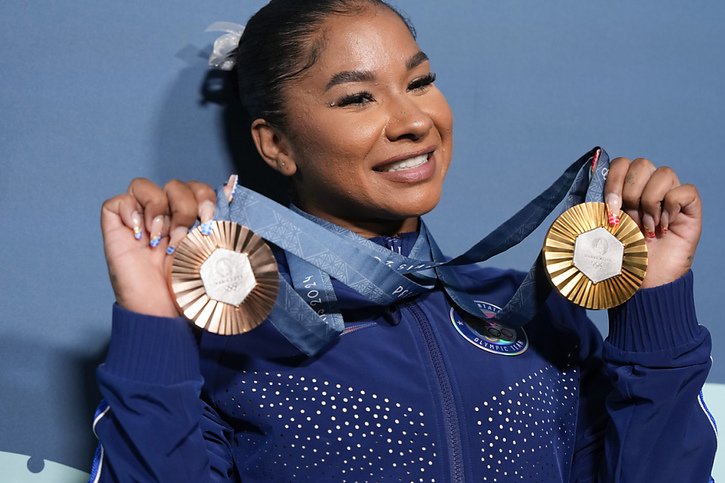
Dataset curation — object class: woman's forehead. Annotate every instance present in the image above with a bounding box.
[310,7,421,74]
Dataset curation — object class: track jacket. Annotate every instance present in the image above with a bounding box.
[91,232,717,482]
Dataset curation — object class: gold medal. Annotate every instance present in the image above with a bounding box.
[169,221,278,335]
[543,202,647,309]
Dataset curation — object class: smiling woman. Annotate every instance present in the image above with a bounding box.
[91,0,716,482]
[250,7,452,237]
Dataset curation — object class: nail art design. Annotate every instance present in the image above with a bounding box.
[608,211,620,226]
[166,245,176,255]
[148,215,164,248]
[198,200,216,236]
[606,203,620,227]
[225,174,239,202]
[200,221,214,236]
[644,229,656,239]
[131,211,143,240]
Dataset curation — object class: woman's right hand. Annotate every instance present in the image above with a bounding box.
[100,178,219,318]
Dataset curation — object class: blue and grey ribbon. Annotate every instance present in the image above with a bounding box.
[214,147,609,355]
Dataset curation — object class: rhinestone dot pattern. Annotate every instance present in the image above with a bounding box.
[473,366,579,482]
[213,359,580,482]
[220,371,439,482]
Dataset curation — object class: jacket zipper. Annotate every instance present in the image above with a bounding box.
[408,303,464,483]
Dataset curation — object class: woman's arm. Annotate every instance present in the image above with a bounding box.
[571,157,715,482]
[91,306,237,482]
[570,273,716,483]
[92,178,238,481]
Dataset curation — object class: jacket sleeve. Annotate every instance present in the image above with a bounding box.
[90,304,238,483]
[570,271,717,483]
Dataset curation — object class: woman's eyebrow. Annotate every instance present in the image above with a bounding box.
[406,51,429,70]
[325,70,375,91]
[324,51,430,92]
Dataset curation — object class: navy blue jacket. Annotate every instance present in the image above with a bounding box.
[91,233,716,482]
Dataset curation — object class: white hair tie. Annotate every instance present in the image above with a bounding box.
[205,21,245,71]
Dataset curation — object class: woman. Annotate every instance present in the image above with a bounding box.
[93,0,715,481]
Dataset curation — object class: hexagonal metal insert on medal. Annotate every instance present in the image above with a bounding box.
[200,248,257,306]
[573,227,624,283]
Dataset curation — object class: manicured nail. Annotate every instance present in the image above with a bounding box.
[660,210,669,234]
[642,213,656,239]
[224,174,239,202]
[198,200,215,236]
[131,212,143,240]
[199,221,213,236]
[149,215,164,248]
[166,226,189,255]
[605,193,621,227]
[607,208,620,227]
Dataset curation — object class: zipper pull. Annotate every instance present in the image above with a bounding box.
[386,236,402,254]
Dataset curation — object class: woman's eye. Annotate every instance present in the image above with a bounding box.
[408,72,437,91]
[334,92,375,107]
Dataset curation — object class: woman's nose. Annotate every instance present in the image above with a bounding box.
[384,97,433,142]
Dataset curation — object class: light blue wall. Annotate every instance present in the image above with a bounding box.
[1,0,723,478]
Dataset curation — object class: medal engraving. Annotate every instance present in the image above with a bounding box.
[572,228,623,283]
[169,221,279,335]
[543,202,647,309]
[200,248,257,306]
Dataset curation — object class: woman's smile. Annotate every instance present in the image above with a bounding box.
[373,150,437,183]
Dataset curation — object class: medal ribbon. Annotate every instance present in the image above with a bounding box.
[214,147,609,355]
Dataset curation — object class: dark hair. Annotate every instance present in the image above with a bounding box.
[233,0,415,128]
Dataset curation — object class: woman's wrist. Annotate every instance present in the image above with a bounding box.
[607,270,700,352]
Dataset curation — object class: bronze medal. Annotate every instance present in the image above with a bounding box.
[169,221,278,335]
[543,202,647,309]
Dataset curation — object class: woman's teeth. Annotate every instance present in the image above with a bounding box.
[378,154,429,172]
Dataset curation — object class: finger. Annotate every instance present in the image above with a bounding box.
[662,184,701,229]
[620,158,658,212]
[603,157,632,225]
[164,180,198,254]
[187,181,217,235]
[101,193,145,241]
[128,178,171,231]
[639,166,679,235]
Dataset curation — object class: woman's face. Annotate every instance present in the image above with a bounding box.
[271,6,453,237]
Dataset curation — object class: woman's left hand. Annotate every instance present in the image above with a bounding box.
[604,157,702,289]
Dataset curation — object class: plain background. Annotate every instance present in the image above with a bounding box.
[1,0,723,479]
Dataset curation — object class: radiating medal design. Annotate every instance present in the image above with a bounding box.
[169,221,278,335]
[543,202,647,309]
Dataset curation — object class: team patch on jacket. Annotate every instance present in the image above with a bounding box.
[449,301,528,356]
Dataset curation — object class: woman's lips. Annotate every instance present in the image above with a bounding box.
[373,152,436,183]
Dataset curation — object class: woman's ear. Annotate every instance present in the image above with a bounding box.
[251,119,298,176]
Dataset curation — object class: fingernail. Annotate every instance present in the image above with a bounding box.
[199,200,215,222]
[607,206,620,227]
[200,221,214,236]
[132,211,143,240]
[224,174,239,202]
[660,210,669,234]
[198,200,215,236]
[605,193,621,227]
[149,215,164,248]
[642,214,656,239]
[166,226,189,255]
